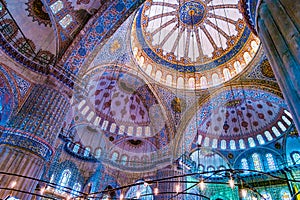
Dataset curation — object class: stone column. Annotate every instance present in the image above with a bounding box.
[0,81,71,199]
[155,168,184,200]
[256,0,300,131]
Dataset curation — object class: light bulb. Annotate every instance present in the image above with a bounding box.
[199,180,205,191]
[120,193,124,200]
[136,190,141,199]
[154,187,159,195]
[175,184,180,193]
[10,181,17,188]
[229,178,235,189]
[241,189,247,198]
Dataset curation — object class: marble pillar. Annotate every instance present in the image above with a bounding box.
[0,82,70,199]
[256,0,300,131]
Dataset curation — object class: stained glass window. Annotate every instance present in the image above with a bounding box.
[198,164,204,172]
[292,152,300,164]
[112,152,118,162]
[125,180,154,199]
[72,183,81,197]
[84,147,90,157]
[252,153,262,171]
[59,14,73,29]
[95,148,101,159]
[221,140,226,149]
[257,134,265,145]
[230,140,236,150]
[121,155,128,165]
[266,153,276,171]
[239,139,245,149]
[264,131,273,141]
[50,1,63,14]
[73,144,80,153]
[248,137,255,147]
[204,137,210,147]
[241,158,249,173]
[212,139,218,148]
[197,135,203,145]
[58,169,71,192]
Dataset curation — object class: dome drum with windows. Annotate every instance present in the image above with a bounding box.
[131,0,260,89]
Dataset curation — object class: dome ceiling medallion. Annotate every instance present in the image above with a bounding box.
[131,0,260,89]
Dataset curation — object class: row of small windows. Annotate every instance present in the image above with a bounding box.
[197,110,292,150]
[134,40,259,88]
[78,100,151,137]
[71,143,102,158]
[240,153,277,173]
[50,1,73,29]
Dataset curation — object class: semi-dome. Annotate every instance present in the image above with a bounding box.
[184,88,293,150]
[131,0,260,89]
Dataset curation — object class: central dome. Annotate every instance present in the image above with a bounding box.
[131,0,260,89]
[179,1,206,26]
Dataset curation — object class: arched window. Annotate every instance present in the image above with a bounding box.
[277,121,287,131]
[282,116,291,126]
[230,140,236,150]
[198,164,204,172]
[125,180,154,199]
[252,153,262,171]
[241,158,249,173]
[212,73,220,85]
[221,140,226,149]
[243,52,251,64]
[272,126,281,137]
[95,148,101,159]
[200,76,207,88]
[212,138,218,148]
[166,75,172,86]
[146,64,152,75]
[264,131,273,141]
[121,155,128,165]
[239,139,245,149]
[234,61,242,73]
[58,169,72,192]
[284,110,293,119]
[257,134,265,145]
[204,137,210,147]
[84,147,90,157]
[223,68,231,81]
[112,152,119,162]
[248,137,256,147]
[207,166,215,172]
[155,70,162,81]
[189,77,195,89]
[291,152,300,164]
[177,77,184,88]
[266,153,276,171]
[73,144,80,153]
[72,183,81,197]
